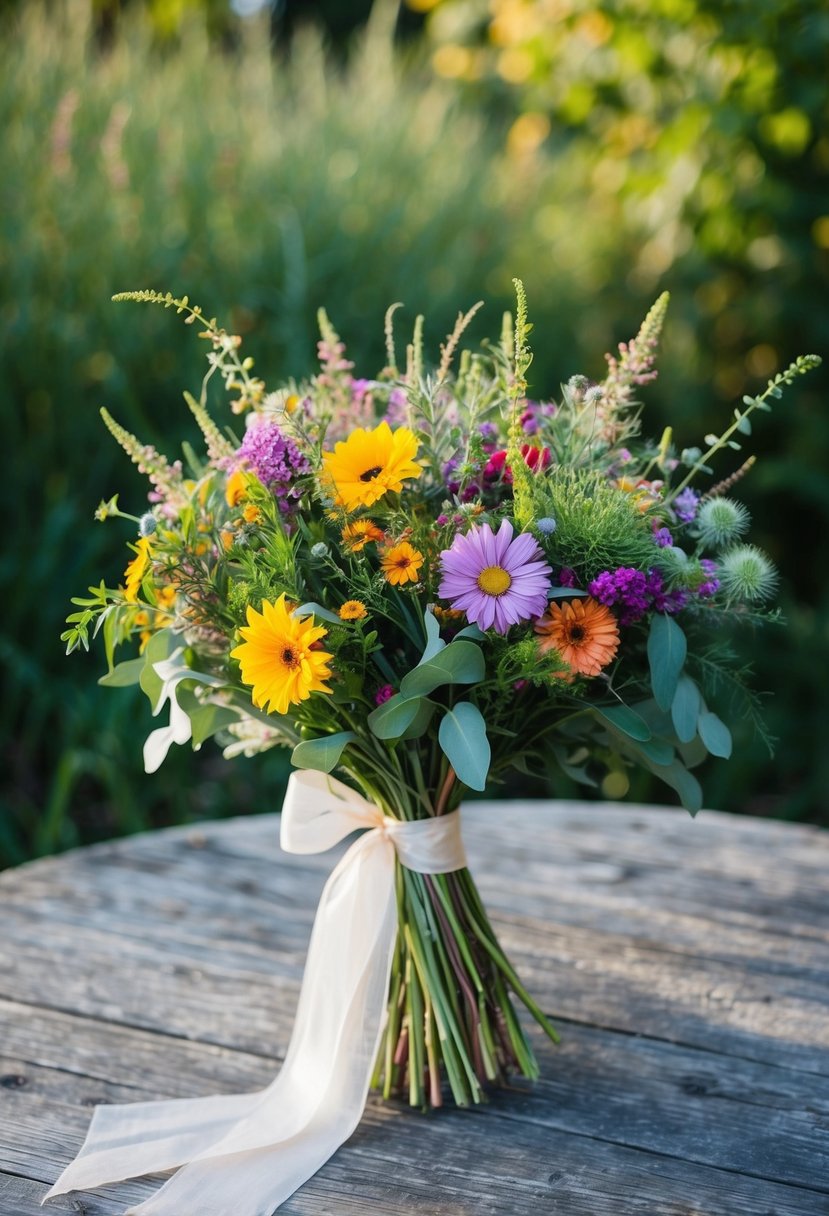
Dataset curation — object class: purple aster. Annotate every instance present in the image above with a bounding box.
[673,487,700,523]
[438,519,552,634]
[238,421,311,515]
[653,526,674,548]
[589,567,651,625]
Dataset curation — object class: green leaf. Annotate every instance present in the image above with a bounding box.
[671,675,701,743]
[399,699,437,740]
[652,760,704,815]
[138,629,178,707]
[548,586,588,599]
[636,738,676,767]
[454,623,486,640]
[698,711,733,759]
[98,658,145,688]
[189,704,241,748]
[421,607,446,661]
[593,704,652,742]
[291,731,357,773]
[400,640,485,698]
[294,602,341,625]
[647,614,687,712]
[368,693,428,740]
[438,702,490,792]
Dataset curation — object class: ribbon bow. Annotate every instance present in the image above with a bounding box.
[45,770,467,1216]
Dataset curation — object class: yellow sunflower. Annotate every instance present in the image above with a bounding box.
[341,519,385,552]
[230,594,334,716]
[339,600,368,621]
[124,538,152,603]
[380,542,424,586]
[322,422,422,511]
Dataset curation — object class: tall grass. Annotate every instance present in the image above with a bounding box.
[2,1,827,867]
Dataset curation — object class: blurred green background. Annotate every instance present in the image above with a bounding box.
[2,0,827,868]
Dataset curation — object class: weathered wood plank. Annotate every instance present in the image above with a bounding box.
[1,995,827,1193]
[3,802,828,1214]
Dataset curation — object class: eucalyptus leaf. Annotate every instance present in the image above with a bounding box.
[399,699,437,740]
[651,760,703,815]
[400,640,485,698]
[293,601,341,625]
[368,693,427,740]
[593,704,652,742]
[636,738,676,767]
[291,730,357,773]
[189,704,241,748]
[98,658,145,688]
[698,711,733,759]
[647,614,687,711]
[671,675,701,743]
[421,607,447,662]
[454,623,487,640]
[438,702,490,792]
[547,586,588,599]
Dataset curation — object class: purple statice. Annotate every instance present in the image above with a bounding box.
[697,558,720,599]
[478,421,499,443]
[383,387,408,427]
[653,525,674,548]
[589,567,651,626]
[673,487,700,523]
[558,567,578,588]
[238,421,310,515]
[646,570,689,615]
[374,684,395,706]
[439,519,552,633]
[520,400,557,435]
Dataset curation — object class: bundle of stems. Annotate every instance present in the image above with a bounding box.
[372,863,559,1109]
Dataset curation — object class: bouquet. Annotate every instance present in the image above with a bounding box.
[52,283,818,1213]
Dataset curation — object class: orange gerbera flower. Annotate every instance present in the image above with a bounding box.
[341,519,385,552]
[535,597,620,678]
[380,541,424,586]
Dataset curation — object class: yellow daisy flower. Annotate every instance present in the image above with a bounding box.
[225,468,249,508]
[124,538,152,603]
[380,541,424,586]
[242,503,263,525]
[230,594,334,716]
[341,519,385,552]
[322,422,421,511]
[339,600,368,621]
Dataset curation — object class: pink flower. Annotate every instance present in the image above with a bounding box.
[374,684,395,705]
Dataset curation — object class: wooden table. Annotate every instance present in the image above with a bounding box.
[1,801,828,1215]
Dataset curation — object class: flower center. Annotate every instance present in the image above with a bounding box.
[395,556,411,569]
[360,465,383,482]
[477,565,512,596]
[280,646,300,668]
[568,624,585,643]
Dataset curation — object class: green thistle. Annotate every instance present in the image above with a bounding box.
[696,498,751,548]
[720,545,777,602]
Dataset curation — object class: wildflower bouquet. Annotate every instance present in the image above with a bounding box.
[55,283,818,1212]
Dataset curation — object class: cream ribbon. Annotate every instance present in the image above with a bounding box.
[44,770,467,1216]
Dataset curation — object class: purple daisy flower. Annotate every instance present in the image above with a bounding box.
[438,519,552,634]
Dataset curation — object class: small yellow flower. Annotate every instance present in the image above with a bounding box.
[284,393,300,414]
[339,600,368,621]
[225,469,249,508]
[243,503,263,525]
[381,541,424,586]
[230,593,334,716]
[322,422,422,511]
[155,585,177,611]
[341,519,385,552]
[124,538,152,603]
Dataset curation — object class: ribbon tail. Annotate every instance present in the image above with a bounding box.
[45,830,398,1216]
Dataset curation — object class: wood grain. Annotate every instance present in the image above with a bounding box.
[1,801,827,1215]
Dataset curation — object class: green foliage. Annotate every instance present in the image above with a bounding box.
[542,470,657,578]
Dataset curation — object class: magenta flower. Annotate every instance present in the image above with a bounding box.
[438,519,552,633]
